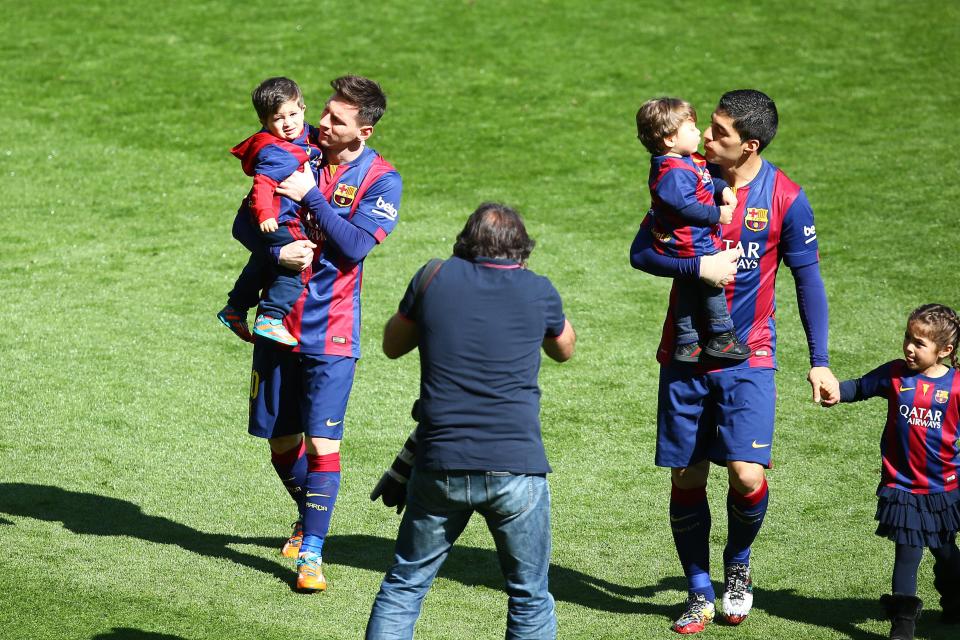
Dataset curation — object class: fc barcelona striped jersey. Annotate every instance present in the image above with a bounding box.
[282,146,402,358]
[649,153,723,258]
[842,360,960,494]
[230,124,322,225]
[656,159,820,369]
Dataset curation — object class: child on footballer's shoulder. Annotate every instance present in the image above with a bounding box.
[635,97,751,364]
[825,303,960,640]
[217,76,322,347]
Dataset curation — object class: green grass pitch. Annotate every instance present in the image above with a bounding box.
[1,0,958,638]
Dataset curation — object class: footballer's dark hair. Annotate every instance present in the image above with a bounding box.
[636,97,697,155]
[453,202,536,265]
[716,89,778,153]
[251,77,304,121]
[331,75,387,126]
[908,303,960,368]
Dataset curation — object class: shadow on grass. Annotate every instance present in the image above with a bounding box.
[759,587,956,640]
[91,629,186,640]
[334,534,927,638]
[0,483,293,589]
[332,533,664,615]
[3,484,944,638]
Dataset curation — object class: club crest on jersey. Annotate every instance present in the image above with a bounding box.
[744,208,768,232]
[653,229,674,244]
[699,166,713,185]
[936,389,949,403]
[333,183,357,207]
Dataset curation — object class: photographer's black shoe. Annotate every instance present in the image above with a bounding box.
[703,331,752,361]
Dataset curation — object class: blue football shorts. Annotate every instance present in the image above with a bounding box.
[655,365,777,468]
[248,344,356,440]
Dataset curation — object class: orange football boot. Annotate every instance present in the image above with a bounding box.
[280,520,303,559]
[296,552,327,592]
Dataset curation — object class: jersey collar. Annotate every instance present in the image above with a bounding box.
[474,256,521,269]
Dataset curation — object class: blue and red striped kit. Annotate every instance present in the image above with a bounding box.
[852,360,960,494]
[655,158,820,370]
[284,146,402,358]
[230,124,322,226]
[648,153,723,259]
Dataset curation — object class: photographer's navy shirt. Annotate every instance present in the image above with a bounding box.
[397,256,566,474]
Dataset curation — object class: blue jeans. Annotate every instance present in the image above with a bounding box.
[366,469,556,640]
[673,277,734,345]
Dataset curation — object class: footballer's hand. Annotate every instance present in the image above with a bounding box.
[370,472,407,514]
[719,204,734,225]
[278,240,316,272]
[275,163,316,202]
[699,248,739,288]
[808,366,840,405]
[259,217,279,234]
[721,186,737,207]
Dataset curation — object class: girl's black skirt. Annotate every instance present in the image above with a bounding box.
[875,486,960,548]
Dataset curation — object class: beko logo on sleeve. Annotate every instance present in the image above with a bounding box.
[373,196,398,220]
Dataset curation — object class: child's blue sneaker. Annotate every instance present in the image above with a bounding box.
[253,314,298,347]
